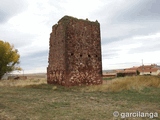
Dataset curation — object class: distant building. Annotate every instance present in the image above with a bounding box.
[137,64,160,76]
[116,69,137,77]
[125,64,160,76]
[103,64,160,78]
[103,72,117,78]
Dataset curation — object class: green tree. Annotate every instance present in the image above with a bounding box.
[0,40,21,79]
[117,72,125,77]
[136,70,140,75]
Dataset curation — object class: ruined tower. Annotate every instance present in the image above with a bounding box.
[47,16,102,86]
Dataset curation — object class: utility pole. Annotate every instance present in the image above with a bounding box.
[142,59,144,75]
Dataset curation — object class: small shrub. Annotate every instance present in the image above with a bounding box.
[117,73,125,77]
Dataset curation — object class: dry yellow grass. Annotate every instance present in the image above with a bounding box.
[0,76,160,93]
[108,76,160,92]
[0,76,160,119]
[82,76,160,92]
[0,78,47,87]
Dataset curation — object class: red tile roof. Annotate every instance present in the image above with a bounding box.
[111,64,159,74]
[123,64,159,73]
[125,67,139,70]
[138,67,158,72]
[124,70,137,73]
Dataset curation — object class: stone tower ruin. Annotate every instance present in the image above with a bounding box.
[47,16,102,86]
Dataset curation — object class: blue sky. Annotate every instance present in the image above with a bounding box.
[0,0,160,73]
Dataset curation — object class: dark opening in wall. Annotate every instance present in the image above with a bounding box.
[95,55,98,57]
[71,53,74,56]
[88,54,91,58]
[80,54,82,57]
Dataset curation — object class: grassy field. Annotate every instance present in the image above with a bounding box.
[0,76,160,120]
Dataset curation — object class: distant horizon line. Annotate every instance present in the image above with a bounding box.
[9,63,160,74]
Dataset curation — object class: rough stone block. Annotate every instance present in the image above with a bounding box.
[47,16,102,86]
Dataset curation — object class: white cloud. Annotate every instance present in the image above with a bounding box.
[58,0,104,19]
[102,32,160,70]
[0,0,28,23]
[1,0,160,73]
[134,32,160,40]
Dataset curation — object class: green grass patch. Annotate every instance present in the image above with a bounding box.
[0,76,160,119]
[103,77,114,80]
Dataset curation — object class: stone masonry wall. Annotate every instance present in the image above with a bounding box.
[47,16,102,86]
